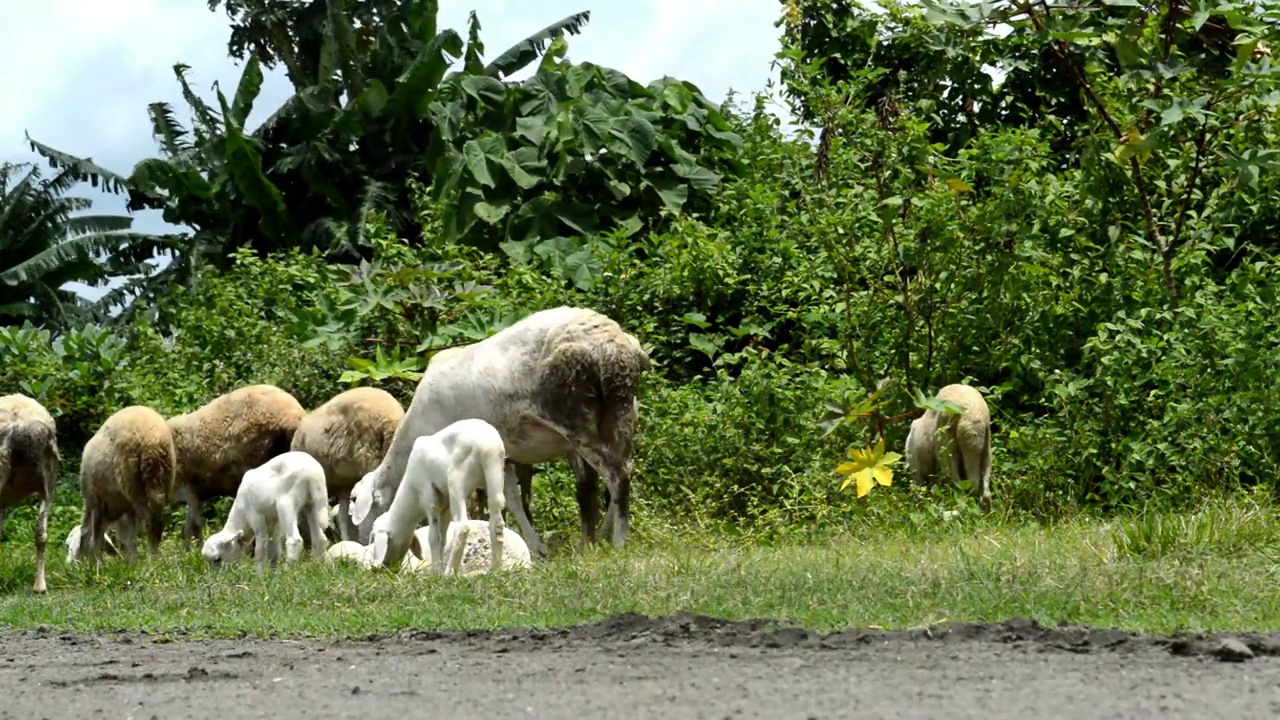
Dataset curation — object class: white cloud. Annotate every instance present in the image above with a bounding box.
[0,1,793,299]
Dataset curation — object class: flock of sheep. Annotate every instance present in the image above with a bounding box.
[0,305,995,595]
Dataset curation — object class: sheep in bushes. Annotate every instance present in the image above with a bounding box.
[350,306,650,557]
[0,393,58,593]
[363,418,509,575]
[290,387,404,543]
[904,383,993,510]
[200,451,330,573]
[75,405,177,562]
[167,384,307,545]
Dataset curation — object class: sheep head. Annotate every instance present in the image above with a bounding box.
[368,515,419,570]
[201,528,250,567]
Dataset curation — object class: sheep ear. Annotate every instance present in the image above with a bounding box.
[408,533,424,561]
[370,532,388,566]
[231,529,245,544]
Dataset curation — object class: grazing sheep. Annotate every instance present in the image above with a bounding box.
[0,394,58,593]
[291,387,404,543]
[168,384,306,545]
[65,523,119,563]
[352,306,650,557]
[76,405,176,562]
[325,521,531,575]
[360,418,508,575]
[904,383,993,510]
[200,451,330,573]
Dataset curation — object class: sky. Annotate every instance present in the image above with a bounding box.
[0,1,796,300]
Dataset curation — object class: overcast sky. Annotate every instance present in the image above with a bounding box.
[1,1,794,298]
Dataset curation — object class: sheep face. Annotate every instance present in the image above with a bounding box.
[349,472,380,526]
[201,528,250,567]
[368,518,424,570]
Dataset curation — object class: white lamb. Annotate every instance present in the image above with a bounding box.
[360,418,508,575]
[325,521,532,575]
[200,451,330,573]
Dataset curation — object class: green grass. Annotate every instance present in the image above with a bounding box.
[2,496,1280,639]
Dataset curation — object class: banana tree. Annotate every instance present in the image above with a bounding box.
[0,162,164,328]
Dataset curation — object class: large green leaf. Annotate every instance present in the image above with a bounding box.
[484,11,591,79]
[229,54,265,128]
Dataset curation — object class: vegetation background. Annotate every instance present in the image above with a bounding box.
[3,0,1280,632]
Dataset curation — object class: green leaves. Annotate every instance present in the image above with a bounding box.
[0,162,160,327]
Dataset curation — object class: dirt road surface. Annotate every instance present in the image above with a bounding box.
[3,614,1279,719]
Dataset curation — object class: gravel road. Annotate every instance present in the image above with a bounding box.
[3,614,1279,719]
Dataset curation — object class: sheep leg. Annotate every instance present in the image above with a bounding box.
[32,491,51,594]
[426,506,448,576]
[279,501,304,567]
[253,533,271,576]
[444,522,469,575]
[980,431,993,512]
[484,452,507,573]
[515,463,535,528]
[118,514,140,564]
[306,502,328,560]
[80,509,101,562]
[503,462,546,558]
[578,447,630,549]
[179,486,205,547]
[337,496,356,542]
[571,453,601,545]
[143,507,164,558]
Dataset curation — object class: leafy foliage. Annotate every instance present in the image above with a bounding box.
[0,163,164,327]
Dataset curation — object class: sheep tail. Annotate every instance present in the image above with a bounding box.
[139,446,174,510]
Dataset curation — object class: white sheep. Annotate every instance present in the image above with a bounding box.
[291,387,405,543]
[200,451,331,573]
[65,523,119,563]
[350,306,650,557]
[360,418,508,575]
[325,521,531,575]
[77,405,177,562]
[168,384,307,546]
[904,383,993,510]
[0,393,59,593]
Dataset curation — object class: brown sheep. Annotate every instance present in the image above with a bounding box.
[290,386,404,542]
[904,383,993,510]
[167,384,306,545]
[0,393,59,593]
[76,405,177,562]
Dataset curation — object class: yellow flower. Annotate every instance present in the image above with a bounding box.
[835,435,902,498]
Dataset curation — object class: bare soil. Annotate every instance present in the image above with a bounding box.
[4,615,1280,719]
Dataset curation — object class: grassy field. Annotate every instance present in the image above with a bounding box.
[1,496,1279,639]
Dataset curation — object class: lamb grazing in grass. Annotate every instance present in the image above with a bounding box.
[76,405,176,562]
[358,418,509,575]
[168,384,307,545]
[65,523,119,563]
[351,306,650,557]
[325,521,531,575]
[0,393,59,593]
[904,383,993,511]
[200,451,330,573]
[291,387,405,543]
